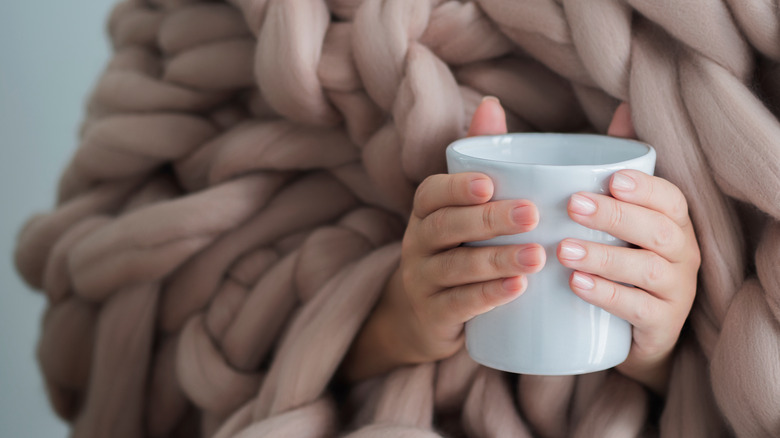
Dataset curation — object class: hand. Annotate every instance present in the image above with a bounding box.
[556,103,701,394]
[339,98,546,380]
[390,97,546,363]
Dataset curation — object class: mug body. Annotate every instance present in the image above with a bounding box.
[446,133,656,375]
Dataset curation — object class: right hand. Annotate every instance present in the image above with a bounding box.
[380,98,547,363]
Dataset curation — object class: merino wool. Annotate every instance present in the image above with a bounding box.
[14,0,780,437]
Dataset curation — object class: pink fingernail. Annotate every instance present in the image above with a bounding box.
[502,276,524,291]
[516,246,541,267]
[612,173,636,192]
[571,272,595,290]
[512,205,533,226]
[569,194,597,215]
[559,241,586,261]
[470,179,491,197]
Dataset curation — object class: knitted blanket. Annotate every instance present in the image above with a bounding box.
[15,0,780,436]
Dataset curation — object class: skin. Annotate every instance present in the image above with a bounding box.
[340,98,701,396]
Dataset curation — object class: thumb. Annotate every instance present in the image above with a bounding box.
[467,96,508,137]
[607,102,637,139]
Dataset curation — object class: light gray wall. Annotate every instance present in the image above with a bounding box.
[0,1,117,436]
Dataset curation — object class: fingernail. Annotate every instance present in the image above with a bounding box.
[612,172,636,192]
[569,194,597,215]
[571,272,595,290]
[516,246,540,267]
[512,205,534,226]
[559,241,586,261]
[502,276,524,291]
[482,95,500,104]
[469,179,491,198]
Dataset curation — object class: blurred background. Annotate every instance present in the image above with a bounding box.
[1,1,116,435]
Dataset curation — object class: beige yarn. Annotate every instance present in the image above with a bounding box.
[15,0,780,436]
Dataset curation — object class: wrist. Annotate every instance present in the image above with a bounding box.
[339,268,418,381]
[371,269,427,364]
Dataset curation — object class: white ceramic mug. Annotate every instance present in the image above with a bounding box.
[446,133,656,375]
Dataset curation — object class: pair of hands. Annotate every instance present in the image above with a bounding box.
[344,98,700,395]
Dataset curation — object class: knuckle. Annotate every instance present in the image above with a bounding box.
[670,192,689,221]
[400,262,417,291]
[481,202,499,232]
[401,234,413,255]
[413,176,434,210]
[643,176,656,204]
[420,174,437,194]
[598,247,613,271]
[401,230,418,255]
[652,219,675,250]
[427,209,449,237]
[476,282,496,312]
[446,290,469,320]
[644,254,666,286]
[437,251,459,282]
[631,297,655,327]
[690,245,702,270]
[446,175,460,203]
[683,278,698,304]
[488,248,504,272]
[604,282,621,309]
[608,202,626,230]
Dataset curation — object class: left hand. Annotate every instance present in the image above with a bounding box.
[556,103,701,395]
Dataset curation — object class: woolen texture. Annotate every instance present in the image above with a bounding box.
[15,0,780,436]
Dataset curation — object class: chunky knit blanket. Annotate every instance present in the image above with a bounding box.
[15,0,780,436]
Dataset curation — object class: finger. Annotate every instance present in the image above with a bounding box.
[419,199,539,251]
[557,239,674,299]
[425,243,545,288]
[413,173,494,220]
[429,276,526,325]
[567,193,688,263]
[568,271,662,330]
[608,170,692,229]
[607,102,637,139]
[467,96,508,137]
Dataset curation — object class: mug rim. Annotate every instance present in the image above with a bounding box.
[446,133,656,169]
